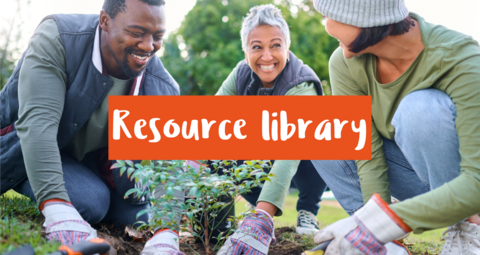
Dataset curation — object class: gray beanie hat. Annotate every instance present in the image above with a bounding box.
[313,0,409,28]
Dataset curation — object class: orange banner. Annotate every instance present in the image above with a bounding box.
[108,96,371,160]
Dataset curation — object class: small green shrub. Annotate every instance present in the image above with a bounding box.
[115,159,273,255]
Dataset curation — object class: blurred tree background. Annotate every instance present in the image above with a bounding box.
[160,0,338,95]
[0,0,30,90]
[1,0,338,94]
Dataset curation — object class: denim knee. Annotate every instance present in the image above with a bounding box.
[392,89,456,145]
[74,186,110,224]
[311,160,364,215]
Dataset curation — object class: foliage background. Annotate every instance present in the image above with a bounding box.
[0,0,338,94]
[0,0,31,89]
[160,0,338,95]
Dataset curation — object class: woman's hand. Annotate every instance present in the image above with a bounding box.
[217,209,275,255]
[313,194,411,255]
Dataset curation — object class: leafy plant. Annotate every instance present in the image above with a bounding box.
[114,159,273,255]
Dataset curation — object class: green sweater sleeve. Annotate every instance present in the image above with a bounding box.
[257,82,319,216]
[258,160,301,216]
[215,63,239,95]
[329,48,391,204]
[285,81,318,95]
[15,19,70,205]
[391,54,480,233]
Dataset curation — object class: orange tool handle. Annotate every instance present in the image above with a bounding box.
[58,238,111,255]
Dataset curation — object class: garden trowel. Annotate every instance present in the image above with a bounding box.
[4,238,115,255]
[302,240,331,255]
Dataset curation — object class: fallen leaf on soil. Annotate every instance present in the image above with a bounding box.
[125,225,145,242]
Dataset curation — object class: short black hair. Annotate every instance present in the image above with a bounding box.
[103,0,165,19]
[348,16,415,53]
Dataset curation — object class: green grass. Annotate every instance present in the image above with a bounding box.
[235,193,349,227]
[1,190,61,255]
[277,230,318,251]
[235,191,445,254]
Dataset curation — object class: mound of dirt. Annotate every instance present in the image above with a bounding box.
[268,227,306,255]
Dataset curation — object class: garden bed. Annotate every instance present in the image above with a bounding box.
[94,223,309,255]
[93,222,442,255]
[1,191,443,255]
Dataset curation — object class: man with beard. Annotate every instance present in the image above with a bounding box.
[0,0,184,254]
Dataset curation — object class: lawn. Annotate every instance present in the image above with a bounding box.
[1,190,61,255]
[1,190,445,254]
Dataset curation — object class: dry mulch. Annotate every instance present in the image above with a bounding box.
[94,224,146,255]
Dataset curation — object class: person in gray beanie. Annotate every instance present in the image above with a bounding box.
[309,0,480,254]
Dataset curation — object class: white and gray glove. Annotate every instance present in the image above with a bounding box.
[41,199,97,246]
[217,209,275,255]
[141,229,185,255]
[312,194,411,255]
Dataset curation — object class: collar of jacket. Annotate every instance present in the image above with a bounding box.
[247,68,285,95]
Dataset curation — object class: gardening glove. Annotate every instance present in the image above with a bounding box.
[41,199,97,246]
[313,194,411,255]
[141,229,185,255]
[217,209,275,255]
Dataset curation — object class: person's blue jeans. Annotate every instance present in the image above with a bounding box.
[312,89,461,215]
[242,160,327,215]
[13,151,149,227]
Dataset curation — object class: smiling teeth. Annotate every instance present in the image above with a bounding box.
[132,54,147,60]
[260,64,275,71]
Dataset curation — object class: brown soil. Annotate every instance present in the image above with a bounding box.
[49,223,433,255]
[268,227,305,255]
[94,223,149,255]
[93,223,305,255]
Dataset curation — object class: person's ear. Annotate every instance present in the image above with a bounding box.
[244,52,249,65]
[99,10,111,32]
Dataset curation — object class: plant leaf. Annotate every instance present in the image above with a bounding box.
[120,166,127,176]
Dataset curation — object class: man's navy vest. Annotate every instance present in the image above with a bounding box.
[0,14,179,194]
[235,51,323,96]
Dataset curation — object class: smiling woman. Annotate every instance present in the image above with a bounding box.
[245,25,288,88]
[215,4,330,254]
[239,5,291,89]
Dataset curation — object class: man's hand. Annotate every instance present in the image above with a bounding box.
[141,229,185,255]
[41,199,97,245]
[217,209,275,255]
[313,194,411,255]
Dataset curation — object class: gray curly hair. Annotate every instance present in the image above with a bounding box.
[240,4,291,52]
